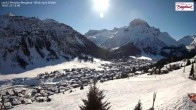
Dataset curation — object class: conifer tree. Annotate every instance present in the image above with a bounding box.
[80,81,111,110]
[186,59,191,66]
[189,63,194,78]
[134,100,142,110]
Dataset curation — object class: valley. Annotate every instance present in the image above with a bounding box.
[0,58,195,110]
[0,13,196,110]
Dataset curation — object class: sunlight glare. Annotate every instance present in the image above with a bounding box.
[93,0,109,18]
[100,13,104,18]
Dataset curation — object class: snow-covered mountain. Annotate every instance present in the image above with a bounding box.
[178,35,196,50]
[178,35,196,46]
[85,28,118,46]
[0,13,106,74]
[85,19,179,55]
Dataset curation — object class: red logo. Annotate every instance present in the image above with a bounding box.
[175,2,194,11]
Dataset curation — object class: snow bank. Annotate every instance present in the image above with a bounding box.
[137,56,152,60]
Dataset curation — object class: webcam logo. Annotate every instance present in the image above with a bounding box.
[175,2,194,11]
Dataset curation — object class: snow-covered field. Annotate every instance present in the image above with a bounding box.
[11,63,196,110]
[0,58,110,80]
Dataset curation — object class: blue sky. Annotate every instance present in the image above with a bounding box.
[0,0,196,40]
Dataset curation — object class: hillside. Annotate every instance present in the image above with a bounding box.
[0,14,108,74]
[11,60,196,110]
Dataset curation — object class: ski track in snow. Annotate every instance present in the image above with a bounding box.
[10,63,196,110]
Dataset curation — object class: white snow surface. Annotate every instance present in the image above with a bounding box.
[128,54,164,61]
[136,56,152,60]
[11,61,196,110]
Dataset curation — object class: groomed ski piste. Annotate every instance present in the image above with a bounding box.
[1,58,196,110]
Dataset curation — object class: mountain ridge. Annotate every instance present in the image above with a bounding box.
[85,19,179,54]
[0,14,108,74]
[178,35,196,50]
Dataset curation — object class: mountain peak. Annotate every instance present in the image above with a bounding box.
[42,19,59,24]
[129,19,149,27]
[113,27,118,31]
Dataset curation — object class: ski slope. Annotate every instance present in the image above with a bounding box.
[12,64,196,110]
